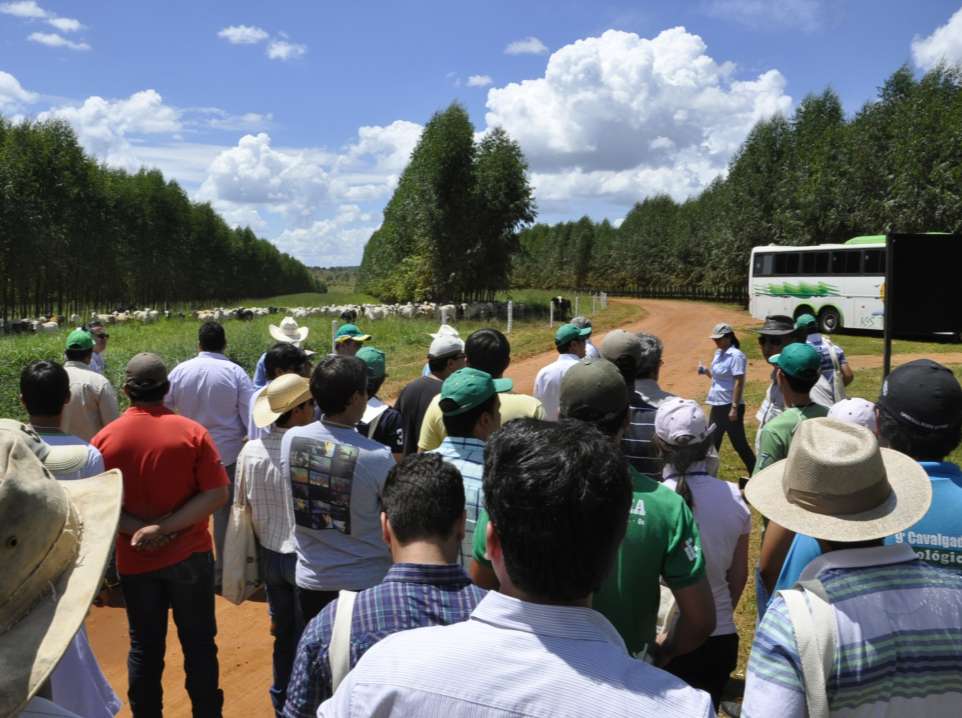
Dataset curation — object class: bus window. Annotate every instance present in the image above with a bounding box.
[802,251,829,274]
[753,253,774,277]
[774,252,799,275]
[831,250,861,274]
[863,249,885,274]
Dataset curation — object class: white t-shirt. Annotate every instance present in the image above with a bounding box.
[534,353,581,421]
[663,466,751,636]
[280,420,393,591]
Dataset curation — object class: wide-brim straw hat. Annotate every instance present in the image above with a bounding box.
[253,374,313,428]
[269,317,309,345]
[0,434,122,718]
[746,418,931,542]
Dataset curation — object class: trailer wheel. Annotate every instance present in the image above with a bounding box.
[819,307,841,334]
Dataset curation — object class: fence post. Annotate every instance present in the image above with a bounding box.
[441,305,449,325]
[331,320,337,353]
[507,300,513,334]
[574,295,580,317]
[592,294,597,315]
[549,301,554,328]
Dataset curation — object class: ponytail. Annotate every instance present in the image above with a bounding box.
[728,332,740,350]
[655,435,715,510]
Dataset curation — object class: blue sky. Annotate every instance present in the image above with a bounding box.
[2,1,962,267]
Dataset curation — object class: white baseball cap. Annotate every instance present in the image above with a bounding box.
[655,397,716,445]
[428,335,464,359]
[828,398,878,433]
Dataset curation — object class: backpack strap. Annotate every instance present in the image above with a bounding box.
[780,578,836,718]
[366,410,383,439]
[328,590,358,693]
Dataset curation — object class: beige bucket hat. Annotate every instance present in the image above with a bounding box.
[269,316,309,345]
[0,432,122,718]
[746,418,931,542]
[253,374,313,428]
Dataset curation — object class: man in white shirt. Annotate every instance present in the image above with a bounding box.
[533,323,589,420]
[319,418,713,717]
[236,373,316,716]
[61,328,119,441]
[165,320,255,588]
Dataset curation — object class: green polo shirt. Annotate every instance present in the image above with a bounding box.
[472,466,705,657]
[754,403,830,476]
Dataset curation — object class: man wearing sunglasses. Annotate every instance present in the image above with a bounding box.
[753,316,797,453]
[88,321,109,375]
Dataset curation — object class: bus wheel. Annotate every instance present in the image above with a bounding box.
[819,307,841,334]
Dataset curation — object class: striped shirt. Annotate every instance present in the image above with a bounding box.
[623,391,662,477]
[283,563,484,718]
[318,591,713,717]
[237,426,296,554]
[744,544,962,717]
[429,436,485,564]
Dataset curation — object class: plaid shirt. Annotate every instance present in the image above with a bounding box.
[283,563,485,718]
[429,436,486,564]
[236,426,296,554]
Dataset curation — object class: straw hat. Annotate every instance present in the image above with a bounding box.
[269,316,309,345]
[253,374,313,428]
[0,433,121,717]
[746,418,931,542]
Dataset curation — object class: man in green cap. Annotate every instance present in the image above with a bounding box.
[429,367,511,563]
[333,323,372,357]
[795,313,853,406]
[533,322,591,420]
[61,327,119,441]
[356,347,405,462]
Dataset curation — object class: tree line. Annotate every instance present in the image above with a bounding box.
[359,103,535,303]
[511,65,962,298]
[0,117,319,320]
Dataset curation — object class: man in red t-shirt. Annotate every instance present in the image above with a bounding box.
[92,352,229,718]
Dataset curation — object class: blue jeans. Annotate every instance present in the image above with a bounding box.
[260,546,301,716]
[120,551,222,718]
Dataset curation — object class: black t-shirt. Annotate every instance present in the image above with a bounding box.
[357,405,405,455]
[394,375,443,455]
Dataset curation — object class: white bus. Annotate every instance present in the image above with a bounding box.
[748,236,885,334]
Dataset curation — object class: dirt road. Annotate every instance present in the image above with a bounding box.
[84,297,962,717]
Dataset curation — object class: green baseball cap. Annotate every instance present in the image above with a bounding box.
[554,323,592,345]
[65,328,94,351]
[795,313,817,329]
[356,346,386,379]
[335,323,371,343]
[439,367,512,416]
[769,342,821,381]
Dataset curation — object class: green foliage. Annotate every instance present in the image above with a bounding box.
[0,117,319,318]
[512,65,962,297]
[360,104,535,302]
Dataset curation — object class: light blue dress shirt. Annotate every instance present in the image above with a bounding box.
[318,591,713,717]
[428,436,485,564]
[706,346,747,406]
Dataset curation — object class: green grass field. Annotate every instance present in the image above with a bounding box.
[0,291,642,421]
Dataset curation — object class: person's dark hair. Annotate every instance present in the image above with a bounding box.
[20,360,70,416]
[723,331,741,350]
[264,342,309,380]
[382,453,465,543]
[483,418,631,601]
[636,333,663,379]
[782,371,819,394]
[64,348,93,363]
[466,329,510,378]
[276,398,312,428]
[877,405,962,461]
[800,325,818,339]
[311,356,367,416]
[562,404,628,438]
[610,355,638,389]
[428,352,461,374]
[367,375,385,397]
[655,435,713,509]
[556,339,580,355]
[198,321,227,352]
[126,380,170,404]
[441,393,497,438]
[88,320,104,330]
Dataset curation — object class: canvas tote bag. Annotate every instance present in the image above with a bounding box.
[221,469,261,605]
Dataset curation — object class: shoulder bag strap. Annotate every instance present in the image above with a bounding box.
[329,589,358,692]
[366,411,383,439]
[780,579,835,718]
[827,341,845,401]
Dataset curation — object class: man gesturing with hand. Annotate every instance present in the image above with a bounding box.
[92,352,229,718]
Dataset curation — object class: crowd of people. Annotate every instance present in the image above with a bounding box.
[4,310,962,718]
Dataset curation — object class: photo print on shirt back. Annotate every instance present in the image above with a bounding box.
[289,437,359,534]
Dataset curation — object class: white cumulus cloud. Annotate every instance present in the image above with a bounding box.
[28,32,89,50]
[912,7,962,71]
[46,16,81,32]
[505,36,549,55]
[217,24,269,45]
[483,27,791,204]
[0,70,38,113]
[0,0,45,18]
[267,40,306,61]
[467,74,493,87]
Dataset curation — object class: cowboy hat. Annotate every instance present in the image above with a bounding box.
[0,433,122,718]
[253,374,313,428]
[746,418,931,542]
[269,316,309,345]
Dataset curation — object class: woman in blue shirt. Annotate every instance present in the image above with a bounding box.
[700,323,755,475]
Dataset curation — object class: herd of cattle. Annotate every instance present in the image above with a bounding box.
[1,298,572,335]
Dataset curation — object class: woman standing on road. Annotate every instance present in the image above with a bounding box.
[699,322,756,475]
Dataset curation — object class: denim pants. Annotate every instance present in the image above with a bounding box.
[259,545,301,716]
[212,462,236,589]
[120,551,223,718]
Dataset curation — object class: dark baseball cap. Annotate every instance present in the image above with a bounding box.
[878,359,962,431]
[125,352,168,392]
[769,343,821,381]
[758,315,796,336]
[560,358,629,421]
